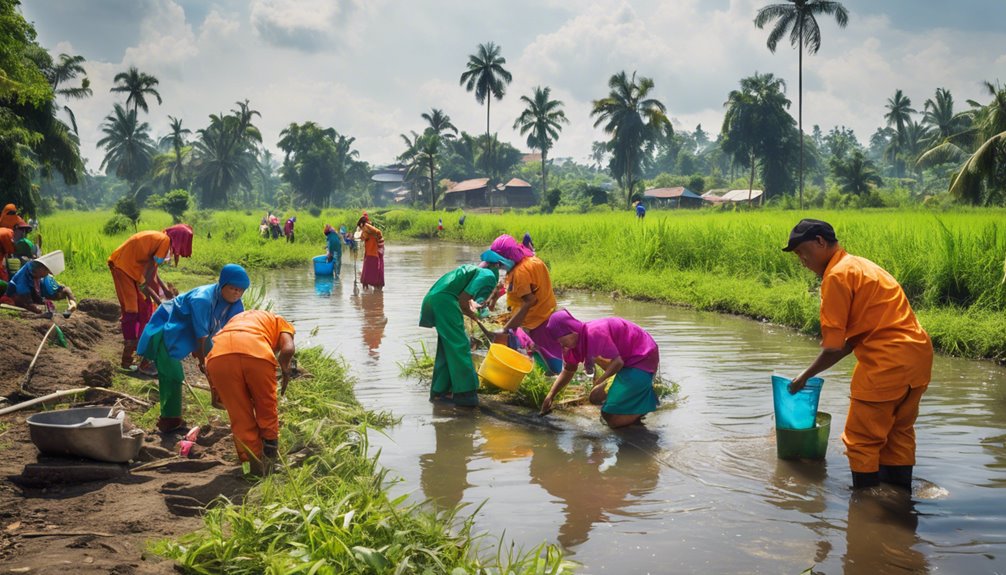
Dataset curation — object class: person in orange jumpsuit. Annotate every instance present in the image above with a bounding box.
[108,230,174,372]
[205,310,296,475]
[785,219,933,491]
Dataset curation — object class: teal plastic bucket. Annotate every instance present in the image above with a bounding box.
[776,412,831,460]
[772,375,823,430]
[313,254,334,276]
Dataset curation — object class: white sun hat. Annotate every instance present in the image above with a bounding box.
[35,250,65,275]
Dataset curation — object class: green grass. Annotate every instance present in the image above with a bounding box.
[376,208,1006,360]
[155,347,573,574]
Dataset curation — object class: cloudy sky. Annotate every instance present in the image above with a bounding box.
[21,0,1006,170]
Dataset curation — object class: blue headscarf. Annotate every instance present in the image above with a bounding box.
[137,264,248,360]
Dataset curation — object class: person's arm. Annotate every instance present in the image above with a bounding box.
[458,291,479,320]
[57,285,77,311]
[495,292,537,343]
[277,332,296,396]
[11,293,41,314]
[789,343,854,392]
[194,336,209,373]
[587,356,625,405]
[540,365,577,415]
[141,260,163,306]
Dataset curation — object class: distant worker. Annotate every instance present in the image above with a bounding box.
[323,224,342,277]
[541,309,660,428]
[635,201,646,219]
[0,204,21,229]
[357,214,384,290]
[284,216,296,243]
[5,250,76,317]
[206,309,296,476]
[783,219,932,491]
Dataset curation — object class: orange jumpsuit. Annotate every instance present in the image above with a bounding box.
[205,310,295,462]
[819,249,933,473]
[107,231,171,339]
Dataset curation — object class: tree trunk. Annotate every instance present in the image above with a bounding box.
[541,149,547,209]
[748,151,756,207]
[429,158,436,211]
[798,22,804,210]
[485,99,491,178]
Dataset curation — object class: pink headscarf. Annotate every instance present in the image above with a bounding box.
[164,224,193,258]
[489,234,534,264]
[324,223,335,235]
[546,309,588,367]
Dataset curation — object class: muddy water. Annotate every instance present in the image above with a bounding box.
[264,242,1006,574]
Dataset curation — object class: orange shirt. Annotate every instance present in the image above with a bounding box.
[0,228,14,256]
[107,231,170,282]
[207,310,295,366]
[360,223,383,258]
[506,256,557,330]
[820,249,933,401]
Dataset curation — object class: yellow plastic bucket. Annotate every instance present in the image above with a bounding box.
[478,343,533,391]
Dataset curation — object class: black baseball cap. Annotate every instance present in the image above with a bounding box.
[782,219,837,252]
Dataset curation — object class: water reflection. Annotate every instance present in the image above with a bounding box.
[420,405,477,510]
[844,490,928,574]
[356,289,387,359]
[529,429,661,548]
[314,276,334,297]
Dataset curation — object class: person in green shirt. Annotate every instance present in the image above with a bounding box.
[419,262,504,407]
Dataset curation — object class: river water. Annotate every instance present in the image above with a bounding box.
[264,241,1006,574]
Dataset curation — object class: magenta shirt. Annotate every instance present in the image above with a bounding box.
[563,317,659,374]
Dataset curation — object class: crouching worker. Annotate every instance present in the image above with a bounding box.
[419,263,501,407]
[4,250,76,315]
[205,310,296,476]
[540,310,660,428]
[137,264,249,433]
[783,219,932,491]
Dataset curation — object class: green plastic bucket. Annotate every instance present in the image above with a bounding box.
[776,412,831,460]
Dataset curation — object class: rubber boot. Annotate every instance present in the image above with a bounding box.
[852,471,880,489]
[452,391,479,407]
[879,465,913,491]
[157,416,186,434]
[121,339,138,369]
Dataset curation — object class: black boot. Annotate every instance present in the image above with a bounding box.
[879,465,913,491]
[852,471,880,489]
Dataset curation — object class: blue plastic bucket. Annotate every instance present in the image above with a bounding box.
[772,375,824,430]
[312,254,334,276]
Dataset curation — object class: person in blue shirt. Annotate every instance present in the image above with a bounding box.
[5,251,75,315]
[137,264,250,433]
[323,224,342,278]
[635,201,646,219]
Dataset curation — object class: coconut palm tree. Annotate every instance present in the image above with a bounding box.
[422,108,458,139]
[191,101,262,208]
[922,87,970,146]
[884,89,917,178]
[514,86,568,208]
[418,108,458,207]
[755,0,849,208]
[110,66,162,114]
[459,42,512,175]
[920,81,1006,204]
[97,103,157,193]
[47,53,92,134]
[591,71,671,208]
[832,149,882,195]
[157,116,190,187]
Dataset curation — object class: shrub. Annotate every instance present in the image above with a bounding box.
[308,205,322,217]
[157,189,191,223]
[102,214,132,235]
[113,197,141,230]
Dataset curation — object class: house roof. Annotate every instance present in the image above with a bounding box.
[521,153,542,164]
[721,189,764,201]
[503,177,531,189]
[372,172,404,183]
[643,186,703,199]
[445,178,490,194]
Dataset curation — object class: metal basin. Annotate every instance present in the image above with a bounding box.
[27,407,145,463]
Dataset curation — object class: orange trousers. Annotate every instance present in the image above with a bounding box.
[842,385,927,473]
[205,354,279,462]
[110,265,143,314]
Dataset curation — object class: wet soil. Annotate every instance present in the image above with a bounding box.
[0,301,248,574]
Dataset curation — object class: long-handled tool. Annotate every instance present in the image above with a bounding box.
[472,317,496,345]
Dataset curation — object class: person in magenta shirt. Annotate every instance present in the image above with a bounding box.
[540,309,660,428]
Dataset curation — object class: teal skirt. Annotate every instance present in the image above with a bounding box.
[602,367,659,416]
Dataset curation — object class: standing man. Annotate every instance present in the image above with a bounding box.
[784,219,932,491]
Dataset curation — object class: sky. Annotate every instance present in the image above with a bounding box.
[20,0,1006,170]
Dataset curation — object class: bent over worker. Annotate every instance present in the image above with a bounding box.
[137,264,249,433]
[205,310,296,475]
[541,309,660,428]
[419,263,501,407]
[784,219,933,491]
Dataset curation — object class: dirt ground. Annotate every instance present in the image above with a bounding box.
[0,300,248,574]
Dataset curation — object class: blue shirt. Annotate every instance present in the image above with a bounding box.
[325,232,342,256]
[5,261,61,300]
[137,283,244,360]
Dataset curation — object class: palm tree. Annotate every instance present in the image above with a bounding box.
[832,149,882,195]
[920,81,1006,204]
[110,66,162,114]
[514,86,568,208]
[459,42,512,176]
[191,101,262,208]
[96,103,157,193]
[884,89,917,178]
[47,53,92,134]
[923,87,970,145]
[755,0,849,208]
[419,108,458,207]
[590,71,672,208]
[157,116,190,187]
